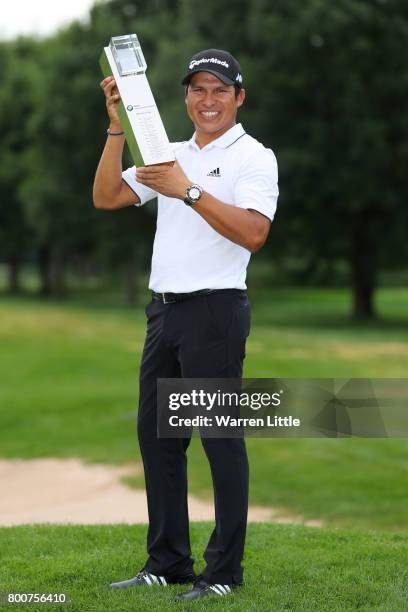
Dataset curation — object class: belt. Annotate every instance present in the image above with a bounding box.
[152,289,215,304]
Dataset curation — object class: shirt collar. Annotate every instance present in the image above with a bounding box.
[188,123,246,151]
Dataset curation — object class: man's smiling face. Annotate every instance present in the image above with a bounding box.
[185,72,245,146]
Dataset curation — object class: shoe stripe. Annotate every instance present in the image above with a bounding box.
[143,573,153,586]
[159,576,167,586]
[224,584,231,593]
[209,585,221,595]
[216,584,227,595]
[150,574,159,585]
[210,585,223,596]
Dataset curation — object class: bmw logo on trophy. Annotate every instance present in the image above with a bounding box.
[100,34,175,166]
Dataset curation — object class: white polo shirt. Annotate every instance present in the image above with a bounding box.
[122,123,278,293]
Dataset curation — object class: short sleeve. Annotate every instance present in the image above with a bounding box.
[122,165,157,207]
[234,149,279,221]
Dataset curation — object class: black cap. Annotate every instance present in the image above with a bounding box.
[181,48,243,89]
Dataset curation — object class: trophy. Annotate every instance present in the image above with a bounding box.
[100,34,175,166]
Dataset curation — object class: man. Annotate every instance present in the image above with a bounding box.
[93,48,278,601]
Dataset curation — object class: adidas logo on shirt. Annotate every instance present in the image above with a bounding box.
[207,167,221,177]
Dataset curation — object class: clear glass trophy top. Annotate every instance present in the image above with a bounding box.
[109,34,147,76]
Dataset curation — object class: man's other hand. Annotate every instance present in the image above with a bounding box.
[136,162,191,200]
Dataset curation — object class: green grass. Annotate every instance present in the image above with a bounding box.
[0,523,407,611]
[0,289,407,530]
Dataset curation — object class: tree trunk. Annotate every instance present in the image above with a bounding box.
[52,254,67,298]
[38,247,68,297]
[125,248,139,306]
[351,277,376,320]
[349,212,377,320]
[38,245,52,297]
[7,256,20,294]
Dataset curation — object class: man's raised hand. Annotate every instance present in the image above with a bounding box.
[100,76,122,130]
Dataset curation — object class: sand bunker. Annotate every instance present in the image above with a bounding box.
[0,458,322,527]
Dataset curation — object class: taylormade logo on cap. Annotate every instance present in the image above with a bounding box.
[189,57,230,70]
[182,48,243,89]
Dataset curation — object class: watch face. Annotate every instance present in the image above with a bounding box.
[189,187,201,200]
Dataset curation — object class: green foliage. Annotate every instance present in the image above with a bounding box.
[1,0,408,313]
[0,39,39,282]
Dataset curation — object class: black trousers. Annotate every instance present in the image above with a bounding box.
[137,289,250,585]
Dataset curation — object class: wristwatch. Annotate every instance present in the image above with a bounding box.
[184,184,203,206]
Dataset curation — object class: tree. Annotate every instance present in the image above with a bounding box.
[236,0,408,319]
[0,39,38,293]
[3,0,408,315]
[17,0,187,300]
